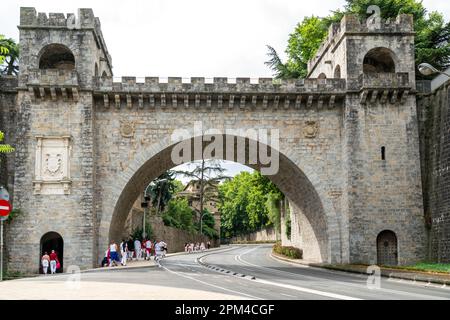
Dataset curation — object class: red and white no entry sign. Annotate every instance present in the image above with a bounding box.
[0,199,11,217]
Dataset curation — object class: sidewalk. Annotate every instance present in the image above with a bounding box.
[271,252,450,286]
[81,245,229,273]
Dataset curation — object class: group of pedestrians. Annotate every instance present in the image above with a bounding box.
[185,241,211,253]
[40,250,60,275]
[102,237,167,267]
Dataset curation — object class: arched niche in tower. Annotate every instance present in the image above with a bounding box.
[363,47,396,74]
[334,65,341,79]
[38,44,75,70]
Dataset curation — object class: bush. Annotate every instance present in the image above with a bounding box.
[273,242,303,259]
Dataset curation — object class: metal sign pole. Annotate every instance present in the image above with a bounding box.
[0,219,3,282]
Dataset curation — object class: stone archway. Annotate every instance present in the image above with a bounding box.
[377,230,398,266]
[40,231,64,273]
[99,134,342,264]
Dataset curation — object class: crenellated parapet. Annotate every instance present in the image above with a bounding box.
[307,14,414,78]
[354,73,412,105]
[19,7,112,73]
[92,76,347,110]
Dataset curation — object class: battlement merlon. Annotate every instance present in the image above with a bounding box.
[19,7,113,73]
[94,76,347,94]
[307,14,414,77]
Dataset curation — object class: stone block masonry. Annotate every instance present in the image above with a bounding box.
[0,7,431,273]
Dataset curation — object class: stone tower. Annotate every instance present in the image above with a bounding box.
[7,8,112,271]
[307,14,426,264]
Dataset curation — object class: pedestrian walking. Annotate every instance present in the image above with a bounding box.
[49,250,58,274]
[200,242,206,252]
[109,240,121,267]
[207,241,211,250]
[127,237,134,260]
[134,238,142,260]
[154,239,167,265]
[144,238,152,260]
[41,252,50,275]
[120,239,128,266]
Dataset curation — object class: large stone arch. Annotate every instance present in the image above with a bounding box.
[98,134,342,264]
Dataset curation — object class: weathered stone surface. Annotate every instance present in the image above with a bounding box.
[0,7,432,273]
[417,82,450,263]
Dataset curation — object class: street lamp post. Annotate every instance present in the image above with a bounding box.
[418,63,450,78]
[141,194,150,240]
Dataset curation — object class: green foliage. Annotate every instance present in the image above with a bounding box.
[273,242,303,259]
[265,192,282,234]
[146,171,180,214]
[0,36,19,75]
[0,131,14,154]
[174,159,229,216]
[162,198,196,232]
[130,223,153,241]
[0,35,9,65]
[196,209,218,239]
[6,208,22,223]
[266,0,450,79]
[219,171,282,238]
[285,205,291,239]
[386,262,450,273]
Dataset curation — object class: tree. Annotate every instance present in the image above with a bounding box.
[266,0,450,79]
[0,35,9,65]
[218,171,282,238]
[0,131,14,154]
[174,159,229,234]
[131,223,153,241]
[162,198,196,232]
[145,171,180,215]
[0,37,19,75]
[194,209,218,239]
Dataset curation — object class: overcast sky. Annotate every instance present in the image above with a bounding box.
[2,0,449,78]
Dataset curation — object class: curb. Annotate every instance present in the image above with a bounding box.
[196,247,256,280]
[75,246,228,274]
[270,252,450,287]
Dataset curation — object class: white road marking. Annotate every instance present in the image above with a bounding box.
[160,260,263,300]
[280,293,297,298]
[239,246,449,300]
[230,247,361,300]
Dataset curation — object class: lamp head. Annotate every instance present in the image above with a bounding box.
[418,63,439,76]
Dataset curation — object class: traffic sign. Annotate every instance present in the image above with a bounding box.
[0,199,11,218]
[0,187,9,201]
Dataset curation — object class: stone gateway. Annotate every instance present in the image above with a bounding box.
[0,7,435,273]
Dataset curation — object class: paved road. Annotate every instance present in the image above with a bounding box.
[159,244,450,300]
[1,245,449,300]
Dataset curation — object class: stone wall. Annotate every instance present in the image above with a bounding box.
[230,227,278,243]
[417,81,450,263]
[149,216,219,253]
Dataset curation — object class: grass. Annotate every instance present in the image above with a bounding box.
[390,263,450,274]
[322,262,450,275]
